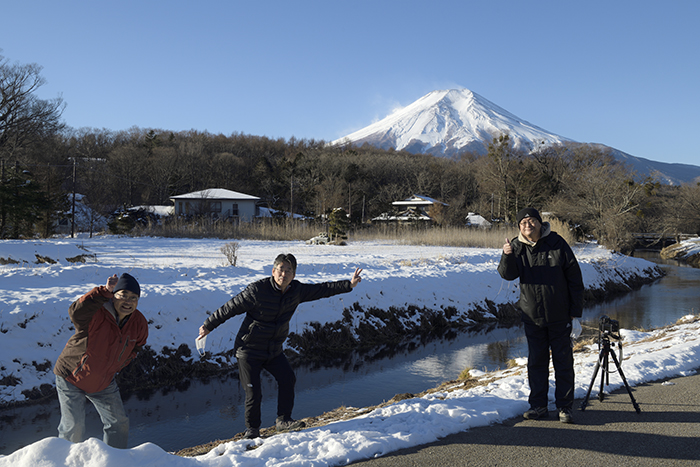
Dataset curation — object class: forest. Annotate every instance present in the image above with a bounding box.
[2,54,700,252]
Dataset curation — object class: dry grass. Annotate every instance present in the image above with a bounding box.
[631,313,700,345]
[352,216,575,248]
[133,217,322,241]
[458,367,474,380]
[352,225,518,248]
[547,217,577,246]
[133,215,577,249]
[506,358,520,369]
[573,337,596,353]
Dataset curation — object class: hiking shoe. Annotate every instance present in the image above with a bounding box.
[276,416,306,432]
[523,406,549,420]
[243,427,260,439]
[559,407,574,424]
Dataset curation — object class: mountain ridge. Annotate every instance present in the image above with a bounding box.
[333,88,700,185]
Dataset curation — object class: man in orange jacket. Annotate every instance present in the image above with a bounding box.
[53,273,148,448]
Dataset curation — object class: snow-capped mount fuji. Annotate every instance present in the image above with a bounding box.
[333,88,700,185]
[332,89,572,157]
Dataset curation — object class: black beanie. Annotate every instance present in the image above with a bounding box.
[113,273,140,296]
[516,208,542,225]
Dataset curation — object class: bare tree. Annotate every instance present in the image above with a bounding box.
[551,145,645,251]
[0,53,65,158]
[480,133,519,222]
[677,182,700,235]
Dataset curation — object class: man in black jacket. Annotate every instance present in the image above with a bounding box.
[498,208,584,424]
[198,253,363,439]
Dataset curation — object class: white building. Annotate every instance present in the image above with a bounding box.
[169,188,260,221]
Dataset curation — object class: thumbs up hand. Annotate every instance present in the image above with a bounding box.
[503,238,513,255]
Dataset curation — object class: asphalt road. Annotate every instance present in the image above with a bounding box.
[348,370,700,467]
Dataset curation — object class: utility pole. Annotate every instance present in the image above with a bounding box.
[71,158,76,238]
[361,194,365,224]
[45,163,51,238]
[13,161,19,238]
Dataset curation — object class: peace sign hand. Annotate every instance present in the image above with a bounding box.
[350,268,363,288]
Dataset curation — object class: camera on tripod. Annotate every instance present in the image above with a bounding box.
[581,313,641,414]
[598,315,620,341]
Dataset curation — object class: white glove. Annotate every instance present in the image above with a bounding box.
[571,318,582,339]
[195,335,207,356]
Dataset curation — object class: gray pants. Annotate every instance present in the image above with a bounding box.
[55,374,129,448]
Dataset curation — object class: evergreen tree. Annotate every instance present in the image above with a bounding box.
[0,163,52,238]
[328,207,349,241]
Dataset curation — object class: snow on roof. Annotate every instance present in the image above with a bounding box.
[372,208,433,222]
[130,205,175,216]
[169,188,260,201]
[465,212,491,226]
[257,206,309,220]
[392,194,447,207]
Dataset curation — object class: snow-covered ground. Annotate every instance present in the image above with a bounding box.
[1,236,698,467]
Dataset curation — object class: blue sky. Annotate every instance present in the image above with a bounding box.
[2,0,698,166]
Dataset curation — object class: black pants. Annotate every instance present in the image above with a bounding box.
[237,352,296,429]
[523,319,574,409]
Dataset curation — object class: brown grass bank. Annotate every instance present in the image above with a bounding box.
[134,216,574,248]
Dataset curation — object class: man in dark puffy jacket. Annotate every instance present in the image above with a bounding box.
[198,253,363,439]
[498,208,584,424]
[53,273,148,448]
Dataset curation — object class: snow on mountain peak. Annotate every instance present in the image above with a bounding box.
[333,88,572,157]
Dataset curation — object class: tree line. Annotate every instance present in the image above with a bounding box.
[2,53,699,251]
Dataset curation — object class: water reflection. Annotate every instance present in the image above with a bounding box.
[583,251,700,330]
[2,252,698,454]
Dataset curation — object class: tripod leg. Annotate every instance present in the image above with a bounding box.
[598,350,608,401]
[609,349,642,414]
[580,349,604,411]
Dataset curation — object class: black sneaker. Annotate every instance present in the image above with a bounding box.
[276,416,306,432]
[243,427,260,439]
[559,407,574,424]
[523,406,549,420]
